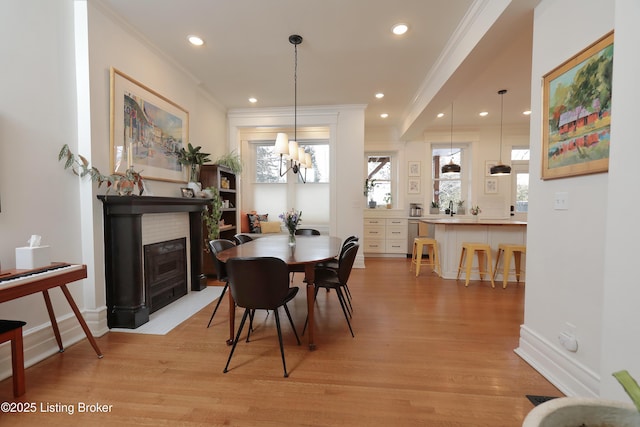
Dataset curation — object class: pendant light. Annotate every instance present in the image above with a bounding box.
[274,34,310,183]
[441,103,461,174]
[490,89,512,175]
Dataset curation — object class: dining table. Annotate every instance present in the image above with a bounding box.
[215,234,342,350]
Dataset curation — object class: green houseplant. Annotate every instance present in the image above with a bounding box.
[430,201,440,214]
[178,143,211,182]
[203,186,223,242]
[364,179,377,208]
[384,193,392,209]
[58,144,144,195]
[214,150,243,175]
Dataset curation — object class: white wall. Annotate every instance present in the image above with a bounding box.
[600,0,640,401]
[515,0,640,399]
[0,0,227,380]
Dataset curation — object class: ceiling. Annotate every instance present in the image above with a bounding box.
[102,0,539,140]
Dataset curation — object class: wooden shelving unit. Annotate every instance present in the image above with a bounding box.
[199,164,238,277]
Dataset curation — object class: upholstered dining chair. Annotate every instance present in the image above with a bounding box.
[303,242,359,338]
[294,228,321,236]
[223,257,301,377]
[233,233,254,245]
[206,239,236,328]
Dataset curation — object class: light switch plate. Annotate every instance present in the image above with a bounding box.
[554,192,569,210]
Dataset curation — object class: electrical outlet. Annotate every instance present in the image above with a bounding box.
[554,192,569,210]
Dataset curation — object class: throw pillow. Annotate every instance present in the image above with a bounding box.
[260,221,282,234]
[247,213,268,233]
[240,210,250,233]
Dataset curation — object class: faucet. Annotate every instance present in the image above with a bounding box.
[449,200,454,217]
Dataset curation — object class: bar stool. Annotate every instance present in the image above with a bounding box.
[411,237,441,276]
[456,242,495,287]
[493,243,526,288]
[0,320,27,397]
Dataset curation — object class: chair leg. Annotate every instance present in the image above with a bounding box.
[207,282,228,328]
[283,304,301,345]
[273,310,289,378]
[335,288,355,337]
[246,309,256,342]
[223,309,250,374]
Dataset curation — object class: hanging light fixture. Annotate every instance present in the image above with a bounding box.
[441,103,461,174]
[490,89,512,175]
[274,34,310,183]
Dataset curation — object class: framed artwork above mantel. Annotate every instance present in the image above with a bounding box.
[110,67,189,183]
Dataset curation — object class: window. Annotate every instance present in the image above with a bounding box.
[511,148,529,213]
[366,154,393,206]
[432,145,467,211]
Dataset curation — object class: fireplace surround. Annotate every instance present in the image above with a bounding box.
[99,196,210,328]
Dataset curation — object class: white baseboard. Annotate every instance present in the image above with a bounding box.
[515,324,600,397]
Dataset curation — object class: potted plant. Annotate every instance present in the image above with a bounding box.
[429,201,440,215]
[470,205,481,218]
[203,186,223,243]
[522,370,640,427]
[384,193,392,209]
[214,150,243,174]
[364,179,377,208]
[58,144,144,196]
[457,200,465,215]
[178,143,211,188]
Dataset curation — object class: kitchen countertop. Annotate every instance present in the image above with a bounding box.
[421,218,527,225]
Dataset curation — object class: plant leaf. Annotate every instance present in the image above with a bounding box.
[613,370,640,412]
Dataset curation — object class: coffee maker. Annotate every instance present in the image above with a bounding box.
[410,203,423,217]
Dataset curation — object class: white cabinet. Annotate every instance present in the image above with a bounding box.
[363,216,407,255]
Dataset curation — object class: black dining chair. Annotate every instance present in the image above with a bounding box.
[223,257,301,377]
[303,242,359,338]
[206,239,236,328]
[233,233,254,245]
[295,228,321,236]
[316,236,359,304]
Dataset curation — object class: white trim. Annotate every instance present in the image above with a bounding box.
[515,324,600,397]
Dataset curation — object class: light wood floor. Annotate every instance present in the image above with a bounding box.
[1,258,561,426]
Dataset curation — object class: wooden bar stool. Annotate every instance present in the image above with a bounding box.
[411,237,441,276]
[0,320,27,397]
[493,244,526,288]
[456,242,495,287]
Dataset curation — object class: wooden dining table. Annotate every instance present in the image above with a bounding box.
[215,234,342,350]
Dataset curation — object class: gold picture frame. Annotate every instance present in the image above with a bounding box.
[110,67,189,183]
[541,31,613,180]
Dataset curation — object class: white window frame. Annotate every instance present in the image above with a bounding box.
[431,143,470,212]
[365,152,397,208]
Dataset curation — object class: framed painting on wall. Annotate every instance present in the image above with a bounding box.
[484,178,498,194]
[542,31,613,180]
[110,67,189,183]
[408,178,420,194]
[408,161,421,177]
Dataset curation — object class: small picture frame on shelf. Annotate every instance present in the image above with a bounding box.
[181,187,195,198]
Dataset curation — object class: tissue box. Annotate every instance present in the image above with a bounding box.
[15,246,51,269]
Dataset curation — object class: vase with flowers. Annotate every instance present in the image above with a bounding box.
[470,205,481,219]
[279,209,302,246]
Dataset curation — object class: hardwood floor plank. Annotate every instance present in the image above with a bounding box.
[0,258,560,426]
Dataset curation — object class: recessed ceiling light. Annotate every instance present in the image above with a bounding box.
[479,111,489,117]
[523,110,532,115]
[380,113,389,119]
[188,35,204,46]
[375,93,384,99]
[248,97,257,103]
[392,23,408,35]
[437,113,445,118]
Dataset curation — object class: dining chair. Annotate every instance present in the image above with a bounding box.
[316,236,359,300]
[303,242,359,338]
[223,257,301,377]
[233,233,254,245]
[294,228,321,236]
[206,239,236,328]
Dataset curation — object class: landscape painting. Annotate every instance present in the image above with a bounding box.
[542,31,613,180]
[111,68,189,182]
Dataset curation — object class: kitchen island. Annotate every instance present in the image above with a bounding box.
[420,218,527,281]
